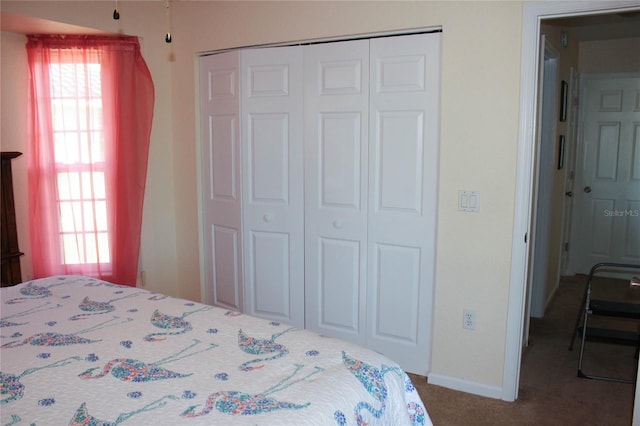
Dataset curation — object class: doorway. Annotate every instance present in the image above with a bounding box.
[529,14,640,326]
[504,1,640,402]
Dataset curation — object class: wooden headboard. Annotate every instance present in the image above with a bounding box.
[1,151,23,287]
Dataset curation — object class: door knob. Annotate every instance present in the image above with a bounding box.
[584,186,591,194]
[263,214,273,223]
[565,191,573,197]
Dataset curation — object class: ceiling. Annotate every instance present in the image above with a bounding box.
[2,8,640,40]
[0,12,114,35]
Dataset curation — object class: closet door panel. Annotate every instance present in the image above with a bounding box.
[373,244,420,341]
[247,113,290,203]
[368,33,441,375]
[318,237,361,332]
[376,111,424,212]
[249,231,291,318]
[200,52,243,311]
[210,115,237,200]
[211,225,241,309]
[320,113,362,207]
[304,40,369,344]
[241,47,304,328]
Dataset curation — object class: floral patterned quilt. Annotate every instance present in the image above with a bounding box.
[1,275,431,425]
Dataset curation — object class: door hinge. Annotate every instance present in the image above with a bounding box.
[524,233,528,243]
[564,242,569,252]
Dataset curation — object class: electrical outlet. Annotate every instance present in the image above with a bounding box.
[463,309,476,330]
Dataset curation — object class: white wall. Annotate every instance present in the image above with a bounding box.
[0,0,523,394]
[0,31,31,281]
[580,37,640,73]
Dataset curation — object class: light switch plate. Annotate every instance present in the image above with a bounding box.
[458,190,480,212]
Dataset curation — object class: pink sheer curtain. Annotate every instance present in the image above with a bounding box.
[27,35,154,286]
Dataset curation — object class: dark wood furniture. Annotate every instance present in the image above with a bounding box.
[1,151,23,287]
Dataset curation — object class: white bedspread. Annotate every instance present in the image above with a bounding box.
[1,276,431,425]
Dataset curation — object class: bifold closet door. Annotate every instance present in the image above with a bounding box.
[367,33,441,375]
[241,47,305,328]
[200,32,441,374]
[199,51,243,311]
[304,39,370,345]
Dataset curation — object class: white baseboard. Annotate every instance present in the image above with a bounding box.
[427,373,504,400]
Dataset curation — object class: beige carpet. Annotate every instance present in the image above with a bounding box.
[410,274,638,425]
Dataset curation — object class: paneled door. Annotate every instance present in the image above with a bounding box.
[367,33,441,375]
[199,32,441,374]
[304,39,370,345]
[241,47,305,328]
[568,75,640,274]
[199,51,243,310]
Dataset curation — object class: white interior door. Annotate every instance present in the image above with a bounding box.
[568,74,640,274]
[367,33,441,375]
[304,39,370,345]
[530,44,559,319]
[199,52,243,310]
[560,67,580,275]
[241,46,305,327]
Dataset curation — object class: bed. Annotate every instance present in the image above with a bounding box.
[1,275,431,425]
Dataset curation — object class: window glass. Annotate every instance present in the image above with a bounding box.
[50,62,109,265]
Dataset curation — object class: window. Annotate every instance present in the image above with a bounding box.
[27,35,155,286]
[50,61,110,267]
